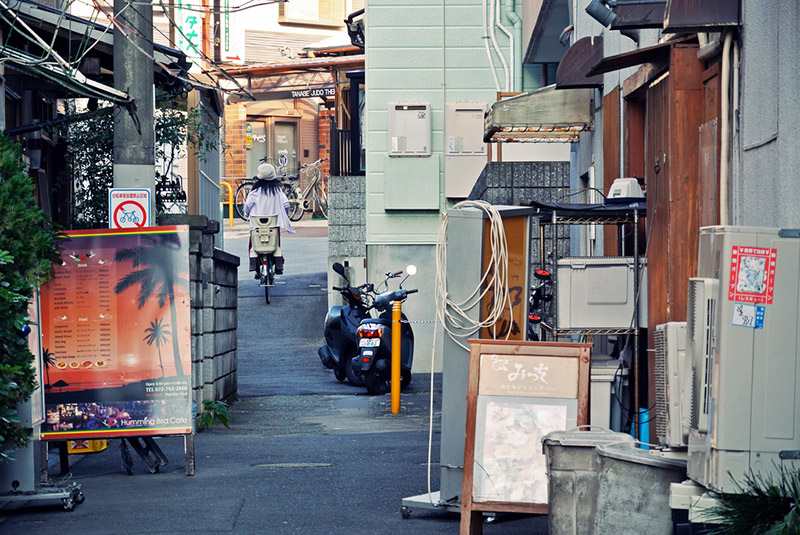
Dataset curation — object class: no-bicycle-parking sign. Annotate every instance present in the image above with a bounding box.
[109,188,151,229]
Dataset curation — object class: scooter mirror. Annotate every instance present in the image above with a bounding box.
[332,262,348,281]
[406,265,417,276]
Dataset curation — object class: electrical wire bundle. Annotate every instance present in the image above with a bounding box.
[425,199,515,506]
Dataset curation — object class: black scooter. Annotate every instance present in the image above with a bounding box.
[318,262,372,385]
[353,265,418,395]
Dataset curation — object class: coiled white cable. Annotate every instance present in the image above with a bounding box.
[426,200,514,506]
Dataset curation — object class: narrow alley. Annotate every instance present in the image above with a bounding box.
[0,218,548,534]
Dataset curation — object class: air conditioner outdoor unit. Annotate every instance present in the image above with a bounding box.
[686,277,717,435]
[686,226,800,493]
[654,321,688,449]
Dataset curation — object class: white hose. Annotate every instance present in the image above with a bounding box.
[426,201,514,504]
[495,0,513,92]
[488,0,510,92]
[481,0,501,92]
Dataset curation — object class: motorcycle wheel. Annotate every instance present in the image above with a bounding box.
[345,356,364,386]
[364,370,388,396]
[401,369,412,389]
[333,368,346,382]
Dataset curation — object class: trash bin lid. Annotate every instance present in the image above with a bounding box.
[596,441,687,470]
[543,427,634,448]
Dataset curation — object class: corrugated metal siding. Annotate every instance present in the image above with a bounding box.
[297,99,320,167]
[245,31,329,64]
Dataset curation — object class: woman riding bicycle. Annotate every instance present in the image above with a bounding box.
[244,163,295,275]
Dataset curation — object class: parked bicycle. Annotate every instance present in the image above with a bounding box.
[286,158,328,222]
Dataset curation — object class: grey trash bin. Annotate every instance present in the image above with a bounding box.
[591,441,687,535]
[543,427,634,535]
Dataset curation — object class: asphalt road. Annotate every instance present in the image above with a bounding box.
[0,217,548,534]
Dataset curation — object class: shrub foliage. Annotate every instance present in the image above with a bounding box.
[0,135,58,462]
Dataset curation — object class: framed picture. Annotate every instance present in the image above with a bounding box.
[460,340,590,535]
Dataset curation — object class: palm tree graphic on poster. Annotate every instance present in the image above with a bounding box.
[42,348,55,390]
[114,234,188,376]
[143,318,170,377]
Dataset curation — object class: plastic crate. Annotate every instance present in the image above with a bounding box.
[557,257,647,329]
[67,439,107,454]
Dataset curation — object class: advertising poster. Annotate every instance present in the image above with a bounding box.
[39,226,192,440]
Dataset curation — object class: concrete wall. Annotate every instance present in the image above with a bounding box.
[735,1,800,227]
[160,215,240,422]
[366,243,441,373]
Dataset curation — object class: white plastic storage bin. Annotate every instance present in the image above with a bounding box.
[557,257,647,329]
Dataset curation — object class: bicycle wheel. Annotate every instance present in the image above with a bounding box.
[234,182,252,220]
[315,184,328,219]
[260,255,273,305]
[287,184,303,222]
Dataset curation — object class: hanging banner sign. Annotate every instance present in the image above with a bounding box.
[39,226,192,440]
[176,1,204,66]
[222,0,245,63]
[249,87,336,101]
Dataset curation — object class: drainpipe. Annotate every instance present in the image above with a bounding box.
[720,30,732,226]
[504,0,522,92]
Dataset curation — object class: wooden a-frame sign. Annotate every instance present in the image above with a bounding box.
[460,340,591,535]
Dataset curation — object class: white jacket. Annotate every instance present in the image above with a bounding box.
[244,183,295,234]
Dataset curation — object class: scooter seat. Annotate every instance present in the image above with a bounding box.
[359,317,391,327]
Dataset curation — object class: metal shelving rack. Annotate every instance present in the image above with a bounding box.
[527,200,646,417]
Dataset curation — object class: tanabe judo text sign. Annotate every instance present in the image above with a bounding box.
[39,226,192,440]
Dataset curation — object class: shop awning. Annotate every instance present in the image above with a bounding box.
[609,1,667,30]
[587,39,672,77]
[524,0,571,64]
[663,0,739,32]
[555,35,604,89]
[483,85,593,143]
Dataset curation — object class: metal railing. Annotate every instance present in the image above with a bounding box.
[329,116,364,176]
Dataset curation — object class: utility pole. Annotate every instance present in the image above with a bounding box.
[113,0,155,203]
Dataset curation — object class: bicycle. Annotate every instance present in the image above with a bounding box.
[287,158,328,222]
[233,156,300,220]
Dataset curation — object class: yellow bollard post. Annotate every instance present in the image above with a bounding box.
[391,301,401,414]
[220,181,234,227]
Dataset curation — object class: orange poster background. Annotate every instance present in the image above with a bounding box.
[39,226,193,439]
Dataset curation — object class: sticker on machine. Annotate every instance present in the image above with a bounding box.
[728,246,777,304]
[731,302,765,329]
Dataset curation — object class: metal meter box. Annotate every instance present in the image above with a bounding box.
[557,257,648,329]
[445,102,488,198]
[388,102,431,156]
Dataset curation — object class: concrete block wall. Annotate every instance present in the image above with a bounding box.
[328,174,366,258]
[160,214,240,420]
[468,161,571,319]
[327,174,366,306]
